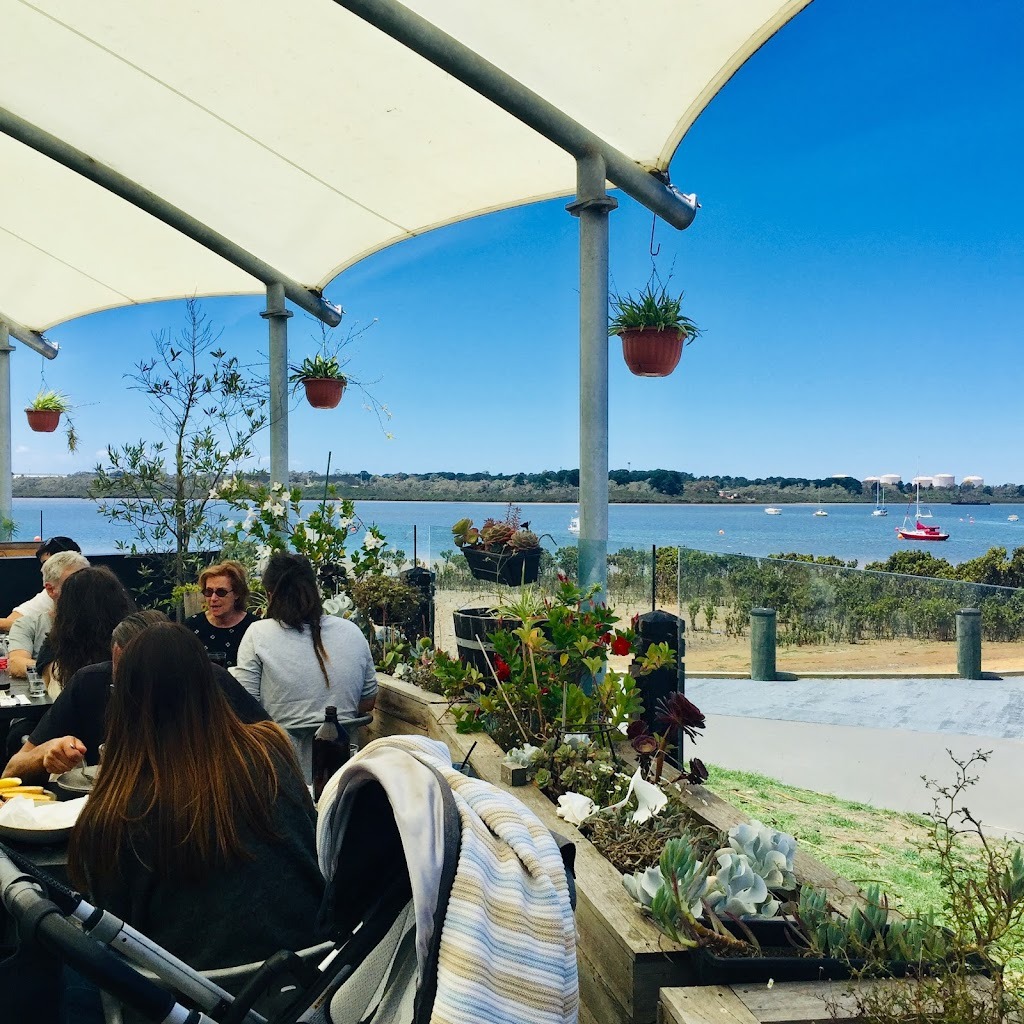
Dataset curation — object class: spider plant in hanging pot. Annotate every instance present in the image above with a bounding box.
[288,353,347,409]
[25,390,78,451]
[609,282,701,378]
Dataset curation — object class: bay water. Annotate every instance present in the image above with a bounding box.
[12,497,1024,567]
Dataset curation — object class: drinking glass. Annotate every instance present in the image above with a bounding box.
[26,667,46,698]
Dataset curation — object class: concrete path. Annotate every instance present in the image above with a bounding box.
[686,677,1024,837]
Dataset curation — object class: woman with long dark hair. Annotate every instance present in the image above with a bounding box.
[47,566,136,690]
[231,553,376,781]
[68,622,323,969]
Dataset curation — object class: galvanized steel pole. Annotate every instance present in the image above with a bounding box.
[262,284,292,490]
[0,324,13,532]
[569,157,615,601]
[0,313,57,360]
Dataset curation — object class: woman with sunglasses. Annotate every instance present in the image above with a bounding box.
[185,560,258,667]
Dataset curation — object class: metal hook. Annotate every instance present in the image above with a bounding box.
[649,215,661,258]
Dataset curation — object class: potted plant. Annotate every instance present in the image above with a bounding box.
[25,389,78,451]
[452,506,543,586]
[608,282,701,377]
[289,353,347,409]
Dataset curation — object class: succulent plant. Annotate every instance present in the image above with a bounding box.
[480,520,515,547]
[508,528,540,551]
[451,518,478,547]
[705,851,781,919]
[622,865,665,910]
[724,820,797,891]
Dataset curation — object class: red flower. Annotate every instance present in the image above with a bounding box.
[600,632,612,645]
[611,635,631,656]
[557,572,568,583]
[494,656,511,682]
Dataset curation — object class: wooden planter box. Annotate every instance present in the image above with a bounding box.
[369,677,878,1024]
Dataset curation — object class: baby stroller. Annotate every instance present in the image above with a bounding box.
[0,735,579,1024]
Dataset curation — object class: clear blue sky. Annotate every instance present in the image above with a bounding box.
[10,0,1024,484]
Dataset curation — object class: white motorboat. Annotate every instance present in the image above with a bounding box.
[813,508,828,517]
[1010,515,1020,523]
[764,507,782,515]
[567,514,580,535]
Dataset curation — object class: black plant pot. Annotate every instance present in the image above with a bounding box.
[452,607,523,677]
[461,546,541,586]
[693,919,983,986]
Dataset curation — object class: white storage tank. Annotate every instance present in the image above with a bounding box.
[962,475,985,488]
[880,473,902,485]
[932,474,955,489]
[912,475,933,487]
[863,476,880,484]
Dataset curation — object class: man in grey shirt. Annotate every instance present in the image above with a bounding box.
[7,551,89,677]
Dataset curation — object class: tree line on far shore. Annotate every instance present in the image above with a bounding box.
[12,469,1024,505]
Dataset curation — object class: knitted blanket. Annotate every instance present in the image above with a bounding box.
[318,735,578,1024]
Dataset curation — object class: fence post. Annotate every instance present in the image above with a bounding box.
[750,607,777,681]
[956,608,982,680]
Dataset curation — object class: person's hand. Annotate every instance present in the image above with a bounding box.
[40,736,87,774]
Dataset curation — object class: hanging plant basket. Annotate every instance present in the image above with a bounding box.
[618,327,685,377]
[25,408,62,433]
[461,546,542,586]
[301,377,345,409]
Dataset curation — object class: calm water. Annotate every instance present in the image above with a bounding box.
[12,497,1024,566]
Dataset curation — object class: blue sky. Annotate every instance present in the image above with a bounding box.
[10,0,1024,484]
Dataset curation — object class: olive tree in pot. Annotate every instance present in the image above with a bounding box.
[608,282,701,378]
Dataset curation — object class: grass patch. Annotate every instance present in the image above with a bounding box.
[703,761,946,917]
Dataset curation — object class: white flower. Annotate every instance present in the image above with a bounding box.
[606,768,669,825]
[556,793,596,827]
[255,544,272,573]
[323,594,354,617]
[208,488,220,499]
[338,516,353,530]
[270,481,284,492]
[261,499,275,512]
[242,510,258,531]
[218,478,235,494]
[270,502,285,517]
[362,533,383,550]
[222,519,236,531]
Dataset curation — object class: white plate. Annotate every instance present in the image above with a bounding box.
[0,821,73,844]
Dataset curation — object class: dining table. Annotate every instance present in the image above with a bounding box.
[0,678,55,731]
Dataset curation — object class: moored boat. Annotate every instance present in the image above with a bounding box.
[897,483,949,541]
[764,507,782,515]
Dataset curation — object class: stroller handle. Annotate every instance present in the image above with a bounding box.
[0,847,216,1024]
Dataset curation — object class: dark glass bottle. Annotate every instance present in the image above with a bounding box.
[312,706,350,802]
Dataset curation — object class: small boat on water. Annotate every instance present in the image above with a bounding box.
[896,484,949,542]
[567,514,580,535]
[1010,515,1020,523]
[871,481,888,517]
[813,508,828,517]
[764,507,782,515]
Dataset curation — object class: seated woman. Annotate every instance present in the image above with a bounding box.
[231,553,377,781]
[186,560,258,667]
[67,623,324,971]
[46,566,136,692]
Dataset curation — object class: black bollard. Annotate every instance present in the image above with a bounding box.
[630,609,685,734]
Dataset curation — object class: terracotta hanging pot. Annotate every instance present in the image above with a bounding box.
[302,378,345,409]
[25,408,62,433]
[618,328,685,377]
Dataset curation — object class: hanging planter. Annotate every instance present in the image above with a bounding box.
[452,514,544,587]
[301,377,345,409]
[289,353,347,410]
[25,408,62,433]
[24,390,78,450]
[609,282,701,379]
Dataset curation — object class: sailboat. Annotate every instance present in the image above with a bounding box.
[896,483,949,541]
[871,481,888,517]
[567,512,580,535]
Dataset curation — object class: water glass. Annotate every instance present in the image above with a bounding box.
[26,667,46,698]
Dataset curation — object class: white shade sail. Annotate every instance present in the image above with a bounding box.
[0,0,810,332]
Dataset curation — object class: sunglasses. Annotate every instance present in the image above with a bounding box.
[202,587,233,598]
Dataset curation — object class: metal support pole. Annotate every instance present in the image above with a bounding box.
[261,284,292,490]
[956,608,982,680]
[0,312,57,360]
[568,156,616,602]
[750,607,777,681]
[0,324,12,534]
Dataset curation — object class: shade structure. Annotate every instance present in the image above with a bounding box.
[0,0,811,333]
